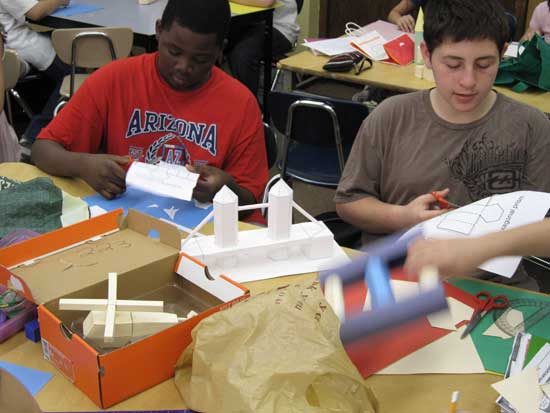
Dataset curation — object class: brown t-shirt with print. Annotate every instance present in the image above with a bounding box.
[335,89,550,290]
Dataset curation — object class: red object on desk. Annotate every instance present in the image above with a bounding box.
[341,268,478,377]
[383,34,414,66]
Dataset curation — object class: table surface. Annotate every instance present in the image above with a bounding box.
[47,0,273,36]
[279,50,550,114]
[0,163,504,412]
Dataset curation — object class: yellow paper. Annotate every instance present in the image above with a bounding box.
[415,7,424,33]
[492,367,542,413]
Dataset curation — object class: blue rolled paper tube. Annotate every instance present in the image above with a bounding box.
[340,284,448,343]
[364,256,394,309]
[319,226,423,287]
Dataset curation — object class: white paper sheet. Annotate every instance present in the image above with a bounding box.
[376,325,485,374]
[427,297,473,331]
[410,191,550,278]
[303,37,356,56]
[492,367,542,413]
[350,31,389,61]
[126,161,199,201]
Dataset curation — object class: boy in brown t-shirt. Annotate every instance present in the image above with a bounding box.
[335,0,550,289]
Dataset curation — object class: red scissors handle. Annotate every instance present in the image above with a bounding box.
[430,191,460,209]
[475,291,509,311]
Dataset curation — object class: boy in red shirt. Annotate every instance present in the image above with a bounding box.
[31,0,268,221]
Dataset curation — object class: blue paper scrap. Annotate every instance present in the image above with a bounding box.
[0,361,53,396]
[85,187,213,231]
[52,3,103,17]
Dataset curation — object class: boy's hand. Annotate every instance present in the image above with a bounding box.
[186,164,234,203]
[404,238,485,279]
[79,154,130,199]
[401,189,450,227]
[397,15,415,33]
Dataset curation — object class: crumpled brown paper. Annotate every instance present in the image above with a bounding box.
[175,280,377,413]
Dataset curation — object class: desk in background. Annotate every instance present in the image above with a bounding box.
[278,51,550,114]
[37,0,275,119]
[0,163,504,412]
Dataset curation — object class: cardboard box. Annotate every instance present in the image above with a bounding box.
[0,209,249,408]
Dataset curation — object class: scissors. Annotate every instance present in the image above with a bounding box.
[460,291,509,339]
[431,191,461,209]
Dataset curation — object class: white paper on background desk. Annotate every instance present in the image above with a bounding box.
[376,325,485,374]
[303,37,356,56]
[350,31,389,61]
[409,191,550,278]
[492,366,542,413]
[126,161,199,201]
[204,240,351,283]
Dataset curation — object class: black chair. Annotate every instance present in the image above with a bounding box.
[505,11,517,42]
[263,122,278,170]
[270,89,368,186]
[268,90,368,247]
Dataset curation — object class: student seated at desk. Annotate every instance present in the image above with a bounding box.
[0,0,70,81]
[31,0,268,223]
[405,219,550,279]
[335,0,550,290]
[521,0,550,43]
[226,0,300,98]
[0,27,21,163]
[388,0,428,33]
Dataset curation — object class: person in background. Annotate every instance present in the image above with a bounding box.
[0,25,22,163]
[335,0,550,290]
[0,0,70,81]
[521,0,550,43]
[31,0,268,223]
[388,0,428,33]
[404,220,550,279]
[226,0,300,98]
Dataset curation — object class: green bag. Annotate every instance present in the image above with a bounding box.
[495,34,550,93]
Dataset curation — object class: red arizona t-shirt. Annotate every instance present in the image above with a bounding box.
[38,53,268,207]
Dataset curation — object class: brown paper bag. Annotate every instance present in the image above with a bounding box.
[175,280,377,413]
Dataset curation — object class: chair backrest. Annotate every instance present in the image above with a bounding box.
[263,122,278,170]
[269,90,369,179]
[504,11,517,42]
[2,50,21,91]
[296,0,304,15]
[51,27,133,69]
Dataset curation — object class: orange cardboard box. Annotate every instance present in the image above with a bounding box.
[0,209,249,408]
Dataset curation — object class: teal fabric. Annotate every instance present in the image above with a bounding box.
[496,34,550,92]
[0,177,63,238]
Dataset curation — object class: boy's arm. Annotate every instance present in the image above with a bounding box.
[388,0,416,32]
[26,0,70,21]
[229,0,275,7]
[404,219,550,278]
[336,191,448,235]
[31,139,129,199]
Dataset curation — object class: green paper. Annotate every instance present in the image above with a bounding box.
[448,278,550,374]
[524,335,550,367]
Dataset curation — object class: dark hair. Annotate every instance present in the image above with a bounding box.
[160,0,230,46]
[423,0,509,55]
